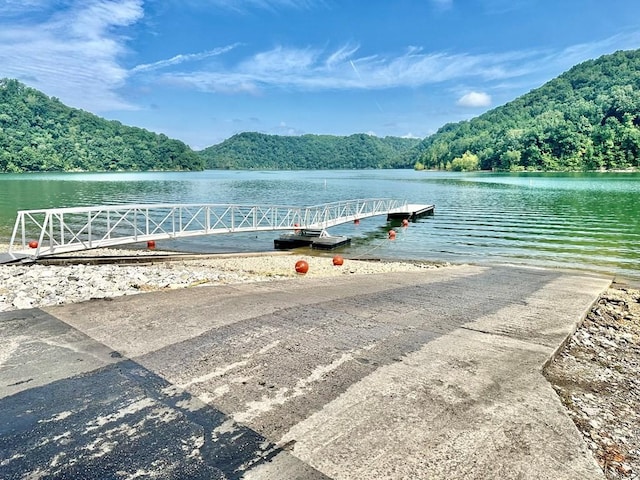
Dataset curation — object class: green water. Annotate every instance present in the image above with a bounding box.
[0,170,638,282]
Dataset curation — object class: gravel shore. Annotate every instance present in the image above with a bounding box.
[545,284,640,480]
[0,246,447,311]
[1,244,638,479]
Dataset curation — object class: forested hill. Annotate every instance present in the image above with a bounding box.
[198,132,421,169]
[0,79,203,172]
[411,48,640,171]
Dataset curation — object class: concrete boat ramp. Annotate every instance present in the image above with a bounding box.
[0,264,610,479]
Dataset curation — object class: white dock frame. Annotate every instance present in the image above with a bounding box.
[8,198,423,257]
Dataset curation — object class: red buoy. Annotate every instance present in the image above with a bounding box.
[354,219,360,225]
[28,240,38,249]
[388,229,396,240]
[332,255,344,266]
[295,260,309,274]
[147,240,156,249]
[402,219,410,227]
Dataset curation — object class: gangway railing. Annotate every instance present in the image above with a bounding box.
[9,198,408,257]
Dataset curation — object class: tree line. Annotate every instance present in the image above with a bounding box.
[198,132,421,170]
[0,79,203,172]
[411,49,640,171]
[2,48,640,173]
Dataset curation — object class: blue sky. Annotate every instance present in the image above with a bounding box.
[1,1,640,150]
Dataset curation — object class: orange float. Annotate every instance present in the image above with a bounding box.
[295,259,309,274]
[388,229,396,240]
[28,240,38,249]
[332,255,344,266]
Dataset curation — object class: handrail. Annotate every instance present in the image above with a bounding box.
[9,198,409,257]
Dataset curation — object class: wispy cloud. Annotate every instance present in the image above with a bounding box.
[0,0,143,111]
[161,31,640,97]
[132,44,240,73]
[160,44,541,93]
[2,0,639,116]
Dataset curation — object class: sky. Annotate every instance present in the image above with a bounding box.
[1,1,640,150]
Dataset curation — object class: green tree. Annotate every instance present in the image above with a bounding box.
[450,151,480,171]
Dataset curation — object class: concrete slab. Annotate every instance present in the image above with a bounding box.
[0,252,32,265]
[0,310,328,479]
[1,264,611,479]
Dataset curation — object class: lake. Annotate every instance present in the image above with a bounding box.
[0,170,638,282]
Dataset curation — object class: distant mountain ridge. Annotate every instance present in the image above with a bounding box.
[3,48,640,173]
[0,79,203,172]
[197,132,421,169]
[409,49,640,171]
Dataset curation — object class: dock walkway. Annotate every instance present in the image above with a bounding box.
[6,198,434,259]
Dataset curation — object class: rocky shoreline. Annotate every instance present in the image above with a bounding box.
[0,247,447,312]
[1,246,638,479]
[544,284,640,480]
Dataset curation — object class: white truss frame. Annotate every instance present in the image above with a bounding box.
[9,198,409,257]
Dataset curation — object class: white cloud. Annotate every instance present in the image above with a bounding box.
[401,132,421,139]
[3,0,639,118]
[165,44,539,94]
[457,91,492,107]
[132,44,240,73]
[0,0,143,111]
[164,30,640,98]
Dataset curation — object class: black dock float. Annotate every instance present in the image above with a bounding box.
[387,204,435,220]
[274,233,351,250]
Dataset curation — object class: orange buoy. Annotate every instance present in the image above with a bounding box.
[388,229,396,240]
[402,219,410,227]
[332,255,344,266]
[28,240,38,249]
[147,240,156,249]
[295,259,309,274]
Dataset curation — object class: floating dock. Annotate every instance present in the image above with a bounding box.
[7,199,434,258]
[387,204,435,220]
[274,230,351,250]
[274,204,434,250]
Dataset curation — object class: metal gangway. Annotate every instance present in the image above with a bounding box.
[8,198,416,258]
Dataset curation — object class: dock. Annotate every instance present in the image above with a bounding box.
[387,203,435,220]
[274,203,434,250]
[274,230,351,250]
[6,199,434,259]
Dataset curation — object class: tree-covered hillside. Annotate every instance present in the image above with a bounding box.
[412,49,640,171]
[0,79,203,172]
[198,132,421,169]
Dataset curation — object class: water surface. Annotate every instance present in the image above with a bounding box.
[0,170,638,282]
